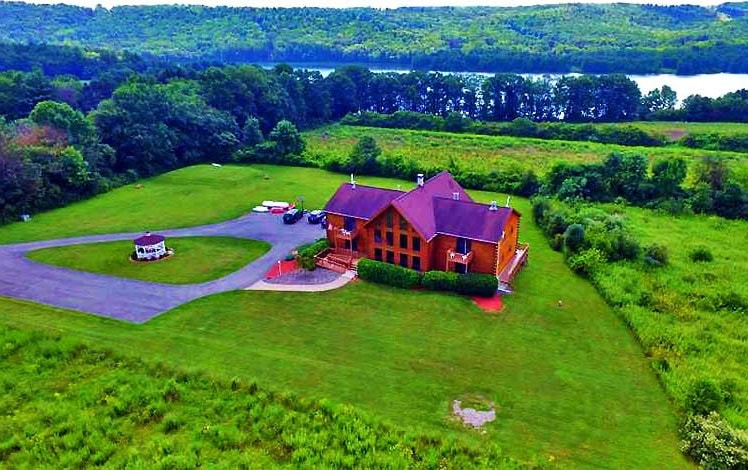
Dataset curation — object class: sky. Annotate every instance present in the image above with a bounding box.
[21,0,727,8]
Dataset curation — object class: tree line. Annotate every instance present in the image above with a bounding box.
[2,3,748,74]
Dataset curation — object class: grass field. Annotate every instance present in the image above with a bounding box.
[612,121,748,141]
[591,205,748,431]
[305,125,748,186]
[0,164,689,467]
[26,237,270,284]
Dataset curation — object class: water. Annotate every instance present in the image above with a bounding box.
[261,63,748,101]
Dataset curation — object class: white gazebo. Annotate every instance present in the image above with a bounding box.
[133,232,167,261]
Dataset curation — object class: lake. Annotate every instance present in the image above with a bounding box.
[260,63,748,102]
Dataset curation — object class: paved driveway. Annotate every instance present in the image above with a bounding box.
[0,213,324,323]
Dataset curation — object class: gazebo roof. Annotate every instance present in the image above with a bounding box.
[134,233,165,246]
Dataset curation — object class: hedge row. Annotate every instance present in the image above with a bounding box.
[357,259,498,297]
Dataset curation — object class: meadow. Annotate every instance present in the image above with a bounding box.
[26,237,270,284]
[591,205,748,431]
[0,326,519,468]
[0,164,688,467]
[304,125,748,187]
[614,121,748,141]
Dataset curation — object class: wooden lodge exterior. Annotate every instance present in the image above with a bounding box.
[322,172,528,283]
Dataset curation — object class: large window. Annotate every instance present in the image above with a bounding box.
[374,230,382,244]
[456,237,472,254]
[386,231,394,246]
[344,217,355,231]
[386,250,395,264]
[386,212,393,228]
[399,234,408,249]
[412,237,420,252]
[399,253,408,267]
[412,256,421,271]
[374,248,382,261]
[399,216,408,230]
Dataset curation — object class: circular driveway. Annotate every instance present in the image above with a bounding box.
[0,213,324,323]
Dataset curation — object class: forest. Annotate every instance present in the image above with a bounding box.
[2,2,748,74]
[1,57,747,225]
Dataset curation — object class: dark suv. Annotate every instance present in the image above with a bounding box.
[307,210,326,224]
[283,208,303,224]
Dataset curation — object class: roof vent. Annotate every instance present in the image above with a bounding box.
[505,196,512,207]
[350,173,356,189]
[417,173,424,187]
[452,192,459,201]
[489,200,498,211]
[145,231,151,236]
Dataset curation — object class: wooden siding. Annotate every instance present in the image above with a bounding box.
[365,206,429,271]
[431,234,497,275]
[496,211,520,275]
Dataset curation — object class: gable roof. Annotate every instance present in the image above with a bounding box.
[134,233,165,246]
[391,171,473,240]
[323,183,404,219]
[433,197,516,243]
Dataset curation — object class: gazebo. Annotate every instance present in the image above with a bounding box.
[133,232,167,261]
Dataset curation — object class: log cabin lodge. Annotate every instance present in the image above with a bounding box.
[321,172,528,285]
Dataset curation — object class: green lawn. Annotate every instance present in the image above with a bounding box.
[304,124,748,186]
[0,164,407,245]
[0,164,689,467]
[610,121,748,141]
[25,237,270,284]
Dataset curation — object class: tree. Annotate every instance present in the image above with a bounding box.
[30,100,96,147]
[242,117,264,147]
[602,153,648,202]
[346,136,381,175]
[651,157,687,198]
[268,120,305,157]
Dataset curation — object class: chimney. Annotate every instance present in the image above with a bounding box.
[489,200,498,211]
[145,231,151,236]
[505,196,512,207]
[417,173,424,187]
[350,173,356,189]
[452,192,459,201]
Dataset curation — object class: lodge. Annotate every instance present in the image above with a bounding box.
[321,172,528,286]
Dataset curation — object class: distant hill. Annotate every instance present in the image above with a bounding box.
[1,1,748,74]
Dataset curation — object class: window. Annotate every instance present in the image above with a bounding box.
[374,230,382,244]
[386,212,393,228]
[412,256,421,271]
[412,237,420,252]
[399,253,408,267]
[386,250,394,264]
[386,231,394,246]
[344,217,355,231]
[399,234,408,249]
[374,248,382,261]
[456,237,472,254]
[399,216,408,230]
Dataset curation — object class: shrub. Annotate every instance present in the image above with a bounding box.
[564,223,585,253]
[549,233,564,252]
[454,273,498,297]
[531,197,551,225]
[686,379,725,416]
[567,248,606,277]
[357,259,421,289]
[689,246,714,262]
[297,239,329,271]
[422,271,458,292]
[644,244,669,267]
[680,412,748,469]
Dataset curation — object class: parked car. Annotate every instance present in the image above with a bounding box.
[307,210,326,224]
[283,208,303,224]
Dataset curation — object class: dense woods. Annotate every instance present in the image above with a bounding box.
[2,2,748,74]
[1,57,747,224]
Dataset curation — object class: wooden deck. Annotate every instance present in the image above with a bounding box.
[498,243,529,286]
[315,249,360,274]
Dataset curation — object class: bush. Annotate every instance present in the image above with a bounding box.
[564,223,585,253]
[680,412,748,469]
[549,233,564,252]
[357,259,421,289]
[689,246,714,262]
[686,379,725,416]
[567,248,606,277]
[296,239,329,271]
[644,244,669,267]
[454,273,498,297]
[422,271,458,292]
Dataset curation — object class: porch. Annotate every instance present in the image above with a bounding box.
[498,243,529,288]
[446,248,474,273]
[315,248,361,274]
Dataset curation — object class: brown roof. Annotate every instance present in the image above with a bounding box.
[134,234,165,246]
[323,183,403,219]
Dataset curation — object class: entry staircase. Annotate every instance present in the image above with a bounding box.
[315,249,359,274]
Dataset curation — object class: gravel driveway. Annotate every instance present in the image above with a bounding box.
[0,213,324,323]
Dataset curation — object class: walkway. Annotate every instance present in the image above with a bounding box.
[246,271,356,292]
[0,213,324,323]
